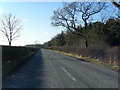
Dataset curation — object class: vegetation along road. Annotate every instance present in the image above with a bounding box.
[3,49,118,88]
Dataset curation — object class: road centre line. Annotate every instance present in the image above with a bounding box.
[61,67,76,81]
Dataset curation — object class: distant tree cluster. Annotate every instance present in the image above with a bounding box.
[44,18,120,48]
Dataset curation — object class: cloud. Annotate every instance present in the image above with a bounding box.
[22,18,31,23]
[42,32,49,35]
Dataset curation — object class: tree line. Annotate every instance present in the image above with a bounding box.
[44,18,120,47]
[44,2,120,48]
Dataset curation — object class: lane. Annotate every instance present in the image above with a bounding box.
[42,49,118,88]
[3,49,118,88]
[42,49,78,88]
[61,67,77,82]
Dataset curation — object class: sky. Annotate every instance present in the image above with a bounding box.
[0,2,64,46]
[0,1,119,46]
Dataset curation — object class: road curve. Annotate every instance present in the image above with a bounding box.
[3,49,118,88]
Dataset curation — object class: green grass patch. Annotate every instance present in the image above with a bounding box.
[49,49,119,71]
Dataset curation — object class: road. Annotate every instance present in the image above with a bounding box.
[3,49,118,88]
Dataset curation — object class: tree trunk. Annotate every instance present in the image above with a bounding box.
[84,20,87,31]
[9,42,11,46]
[84,20,88,48]
[85,38,88,48]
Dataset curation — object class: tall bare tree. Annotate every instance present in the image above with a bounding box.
[1,13,22,46]
[111,0,120,9]
[52,2,80,35]
[51,2,107,48]
[77,2,107,47]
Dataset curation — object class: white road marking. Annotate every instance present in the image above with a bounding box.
[61,67,76,81]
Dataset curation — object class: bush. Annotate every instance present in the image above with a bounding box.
[48,45,119,65]
[2,46,38,64]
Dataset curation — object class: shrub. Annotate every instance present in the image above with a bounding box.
[48,45,119,65]
[2,46,38,64]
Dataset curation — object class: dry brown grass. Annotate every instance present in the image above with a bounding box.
[48,45,119,66]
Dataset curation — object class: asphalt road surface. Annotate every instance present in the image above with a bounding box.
[3,49,118,88]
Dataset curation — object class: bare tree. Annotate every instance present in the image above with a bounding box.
[76,2,106,47]
[52,2,81,35]
[1,13,22,46]
[111,0,120,9]
[116,6,120,22]
[51,2,107,48]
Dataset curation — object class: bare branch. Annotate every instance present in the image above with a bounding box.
[0,13,22,46]
[51,2,107,48]
[111,0,120,9]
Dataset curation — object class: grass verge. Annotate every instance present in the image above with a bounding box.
[49,49,119,71]
[2,51,37,79]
